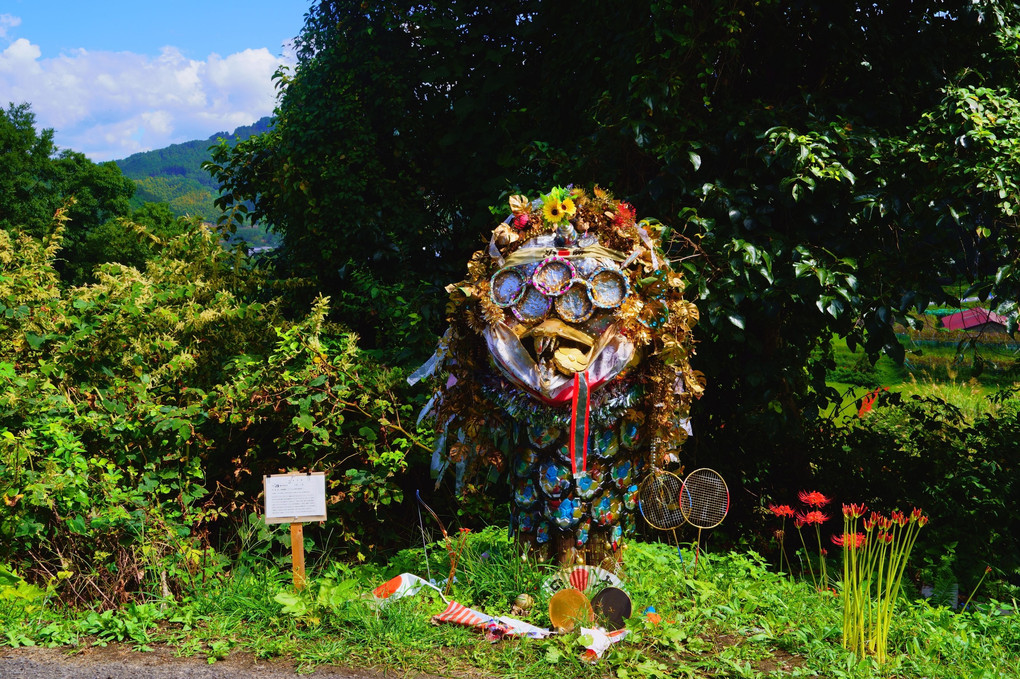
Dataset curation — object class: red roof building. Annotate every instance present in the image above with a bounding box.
[941,308,1010,334]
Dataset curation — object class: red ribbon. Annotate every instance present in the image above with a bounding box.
[569,371,590,476]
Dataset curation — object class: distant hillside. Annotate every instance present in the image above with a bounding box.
[115,118,277,247]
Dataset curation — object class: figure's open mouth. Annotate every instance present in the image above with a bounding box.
[523,318,595,378]
[483,320,636,405]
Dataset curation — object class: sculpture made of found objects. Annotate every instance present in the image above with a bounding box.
[409,186,704,570]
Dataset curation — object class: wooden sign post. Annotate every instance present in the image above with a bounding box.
[289,522,306,590]
[264,472,327,590]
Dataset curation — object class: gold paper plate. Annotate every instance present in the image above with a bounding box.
[548,588,594,632]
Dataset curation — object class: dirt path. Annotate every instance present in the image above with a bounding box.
[0,645,429,679]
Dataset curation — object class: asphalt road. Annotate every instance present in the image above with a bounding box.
[0,646,424,679]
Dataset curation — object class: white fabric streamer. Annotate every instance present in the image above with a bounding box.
[406,328,452,386]
[371,574,628,659]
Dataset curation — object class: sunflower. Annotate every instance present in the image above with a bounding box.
[561,198,577,217]
[543,198,566,223]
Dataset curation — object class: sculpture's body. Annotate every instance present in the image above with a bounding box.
[412,187,701,568]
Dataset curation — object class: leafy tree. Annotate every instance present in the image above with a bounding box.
[50,151,138,281]
[209,1,1020,524]
[0,103,58,233]
[1,102,137,282]
[805,390,1020,590]
[77,202,190,275]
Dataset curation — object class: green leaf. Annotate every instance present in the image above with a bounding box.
[293,414,315,430]
[0,566,22,587]
[544,645,563,664]
[25,332,47,350]
[273,591,308,616]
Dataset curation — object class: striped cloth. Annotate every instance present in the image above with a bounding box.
[434,601,490,628]
[374,574,626,659]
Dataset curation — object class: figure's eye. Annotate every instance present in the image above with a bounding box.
[531,256,575,296]
[490,267,527,307]
[555,283,593,323]
[588,268,630,309]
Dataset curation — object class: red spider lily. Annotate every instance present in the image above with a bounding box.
[837,502,929,663]
[797,510,829,525]
[842,503,867,519]
[769,504,796,518]
[857,386,889,417]
[794,515,805,529]
[832,532,867,549]
[867,511,891,530]
[798,490,831,508]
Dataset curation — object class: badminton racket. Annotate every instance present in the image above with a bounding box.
[679,468,729,575]
[638,467,690,560]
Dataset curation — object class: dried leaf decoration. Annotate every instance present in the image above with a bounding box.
[508,195,530,215]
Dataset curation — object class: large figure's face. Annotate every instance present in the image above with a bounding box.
[434,186,699,473]
[482,233,639,405]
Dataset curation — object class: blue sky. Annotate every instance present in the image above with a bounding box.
[1,0,311,161]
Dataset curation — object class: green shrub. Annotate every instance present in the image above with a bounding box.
[805,390,1020,592]
[0,216,427,605]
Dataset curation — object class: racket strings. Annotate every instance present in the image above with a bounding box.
[638,471,686,530]
[680,469,729,529]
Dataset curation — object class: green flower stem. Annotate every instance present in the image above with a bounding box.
[838,510,926,665]
[962,567,991,612]
[814,523,827,589]
[796,526,817,590]
[776,518,791,578]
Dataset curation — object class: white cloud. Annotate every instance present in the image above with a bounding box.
[0,34,293,161]
[0,14,21,40]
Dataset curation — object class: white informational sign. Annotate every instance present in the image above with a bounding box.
[264,472,327,524]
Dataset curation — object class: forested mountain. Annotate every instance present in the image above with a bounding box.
[115,117,273,228]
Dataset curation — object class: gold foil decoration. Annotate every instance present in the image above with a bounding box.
[553,346,590,374]
[508,195,530,215]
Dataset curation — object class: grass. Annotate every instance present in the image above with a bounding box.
[4,527,1020,678]
[823,328,1020,425]
[4,319,1019,677]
